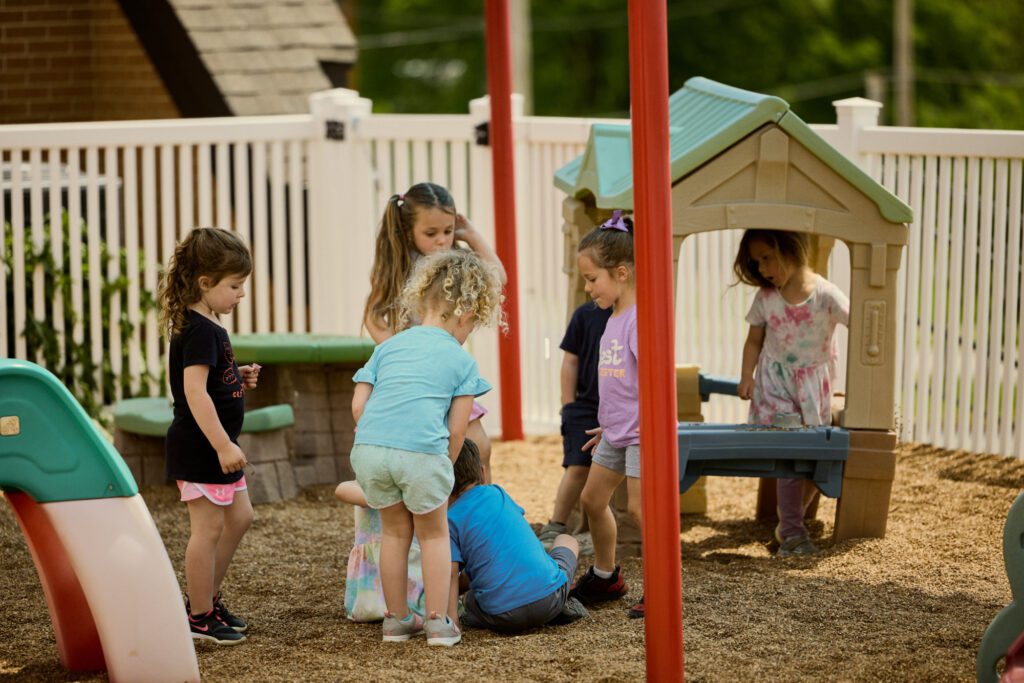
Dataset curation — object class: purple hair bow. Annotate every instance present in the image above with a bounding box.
[600,209,629,232]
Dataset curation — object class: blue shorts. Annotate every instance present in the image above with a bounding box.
[560,405,598,468]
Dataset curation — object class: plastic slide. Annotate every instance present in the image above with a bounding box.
[0,358,199,683]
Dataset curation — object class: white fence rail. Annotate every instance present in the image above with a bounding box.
[1,90,1023,458]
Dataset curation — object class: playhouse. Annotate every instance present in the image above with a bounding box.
[554,77,913,542]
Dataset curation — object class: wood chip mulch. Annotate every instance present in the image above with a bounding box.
[2,438,1021,682]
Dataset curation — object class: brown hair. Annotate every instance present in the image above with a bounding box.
[452,438,483,497]
[399,248,507,333]
[157,227,252,338]
[733,229,811,288]
[577,213,635,272]
[364,182,457,335]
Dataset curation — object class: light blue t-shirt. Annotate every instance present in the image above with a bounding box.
[353,326,491,455]
[448,485,569,614]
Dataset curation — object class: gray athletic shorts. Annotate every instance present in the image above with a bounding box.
[592,436,641,478]
[461,546,577,634]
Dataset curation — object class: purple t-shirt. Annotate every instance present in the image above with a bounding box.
[597,304,639,448]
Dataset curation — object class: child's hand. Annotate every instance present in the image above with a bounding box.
[582,426,603,452]
[240,363,261,389]
[737,377,755,400]
[454,214,476,243]
[217,442,248,474]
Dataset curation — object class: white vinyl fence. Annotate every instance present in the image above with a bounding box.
[1,89,1023,457]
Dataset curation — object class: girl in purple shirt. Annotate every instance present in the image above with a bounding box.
[568,210,645,619]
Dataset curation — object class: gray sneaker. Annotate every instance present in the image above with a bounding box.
[382,612,424,642]
[776,534,819,558]
[537,522,568,550]
[548,596,588,626]
[425,614,462,647]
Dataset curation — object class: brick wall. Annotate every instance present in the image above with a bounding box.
[0,0,179,124]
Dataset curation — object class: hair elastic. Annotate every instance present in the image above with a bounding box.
[600,209,630,232]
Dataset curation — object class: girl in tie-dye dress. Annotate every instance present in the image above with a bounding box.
[335,482,425,621]
[734,229,850,558]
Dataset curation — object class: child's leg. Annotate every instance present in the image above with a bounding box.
[551,533,580,559]
[213,490,254,594]
[335,480,369,507]
[466,418,492,484]
[185,498,226,614]
[580,464,625,572]
[378,502,415,618]
[551,465,590,526]
[626,475,642,529]
[776,479,808,539]
[412,503,451,618]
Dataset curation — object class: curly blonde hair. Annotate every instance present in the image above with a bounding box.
[398,249,506,333]
[157,227,252,338]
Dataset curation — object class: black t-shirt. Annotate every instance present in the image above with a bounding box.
[559,301,612,416]
[165,310,245,484]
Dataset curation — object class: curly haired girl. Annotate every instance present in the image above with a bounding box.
[349,248,504,646]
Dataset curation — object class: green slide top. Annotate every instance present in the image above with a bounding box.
[0,359,137,503]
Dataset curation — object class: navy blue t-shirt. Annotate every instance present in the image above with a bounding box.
[559,301,611,414]
[165,310,245,484]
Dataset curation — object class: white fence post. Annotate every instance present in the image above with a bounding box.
[308,89,374,335]
[832,97,882,169]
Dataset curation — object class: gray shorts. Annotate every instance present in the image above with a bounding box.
[592,436,641,478]
[461,546,577,634]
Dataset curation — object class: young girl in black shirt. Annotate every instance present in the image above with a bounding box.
[159,227,260,645]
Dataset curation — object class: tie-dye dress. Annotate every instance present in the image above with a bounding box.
[746,276,850,426]
[344,506,426,622]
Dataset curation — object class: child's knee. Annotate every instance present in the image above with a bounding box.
[580,488,606,517]
[551,533,579,556]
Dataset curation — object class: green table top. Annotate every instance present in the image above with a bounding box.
[231,333,375,365]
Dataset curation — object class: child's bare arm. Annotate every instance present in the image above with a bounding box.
[447,395,475,462]
[454,214,507,285]
[334,480,368,506]
[738,325,765,400]
[363,309,394,345]
[352,382,373,424]
[183,364,247,473]
[560,352,579,409]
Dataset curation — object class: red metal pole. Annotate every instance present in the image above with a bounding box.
[484,0,524,440]
[627,0,684,680]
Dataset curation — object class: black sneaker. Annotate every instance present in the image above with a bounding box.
[569,566,629,604]
[213,592,248,632]
[628,595,645,619]
[188,608,246,645]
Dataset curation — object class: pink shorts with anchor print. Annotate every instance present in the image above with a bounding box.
[177,476,247,506]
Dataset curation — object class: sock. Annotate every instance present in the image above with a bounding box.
[593,567,613,579]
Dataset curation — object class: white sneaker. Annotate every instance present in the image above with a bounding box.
[425,613,461,646]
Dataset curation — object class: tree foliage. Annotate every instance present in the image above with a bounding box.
[348,0,1024,128]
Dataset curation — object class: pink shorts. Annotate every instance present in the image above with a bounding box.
[469,400,488,422]
[177,476,248,506]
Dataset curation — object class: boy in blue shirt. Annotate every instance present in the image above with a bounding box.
[447,440,587,633]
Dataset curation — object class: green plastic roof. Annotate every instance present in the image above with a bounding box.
[0,359,138,502]
[554,76,913,225]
